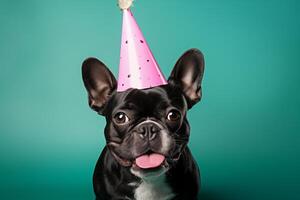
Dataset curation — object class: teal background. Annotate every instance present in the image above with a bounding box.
[0,0,299,199]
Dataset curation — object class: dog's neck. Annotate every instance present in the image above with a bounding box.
[132,174,175,200]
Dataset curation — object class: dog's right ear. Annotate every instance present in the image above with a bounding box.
[82,58,117,114]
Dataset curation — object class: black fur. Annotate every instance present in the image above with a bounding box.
[82,49,205,200]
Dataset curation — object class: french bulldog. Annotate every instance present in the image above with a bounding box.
[82,48,205,200]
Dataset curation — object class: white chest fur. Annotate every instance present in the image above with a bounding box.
[134,175,175,200]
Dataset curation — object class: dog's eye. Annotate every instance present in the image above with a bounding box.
[114,112,130,124]
[167,110,181,121]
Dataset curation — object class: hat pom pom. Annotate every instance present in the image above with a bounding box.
[118,0,134,10]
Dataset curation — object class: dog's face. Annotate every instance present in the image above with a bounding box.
[82,49,204,177]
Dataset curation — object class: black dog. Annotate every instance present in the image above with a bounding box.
[82,48,205,200]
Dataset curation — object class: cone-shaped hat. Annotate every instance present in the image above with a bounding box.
[117,0,167,92]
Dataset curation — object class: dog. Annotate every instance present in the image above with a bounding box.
[82,48,205,200]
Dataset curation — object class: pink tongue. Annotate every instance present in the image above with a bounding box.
[135,153,165,169]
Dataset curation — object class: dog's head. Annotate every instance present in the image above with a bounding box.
[82,49,204,177]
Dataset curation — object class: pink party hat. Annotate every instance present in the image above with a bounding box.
[117,0,167,92]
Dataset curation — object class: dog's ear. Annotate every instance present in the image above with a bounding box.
[168,49,205,109]
[82,58,117,114]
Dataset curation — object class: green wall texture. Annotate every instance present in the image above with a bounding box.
[0,0,299,199]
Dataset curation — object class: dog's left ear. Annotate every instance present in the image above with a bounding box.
[168,49,205,109]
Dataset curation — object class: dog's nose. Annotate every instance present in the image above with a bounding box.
[137,122,160,140]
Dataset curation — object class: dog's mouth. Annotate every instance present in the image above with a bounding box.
[131,151,170,178]
[110,148,167,170]
[134,153,165,169]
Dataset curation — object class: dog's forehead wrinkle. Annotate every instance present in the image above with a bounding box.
[110,86,185,114]
[128,89,167,102]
